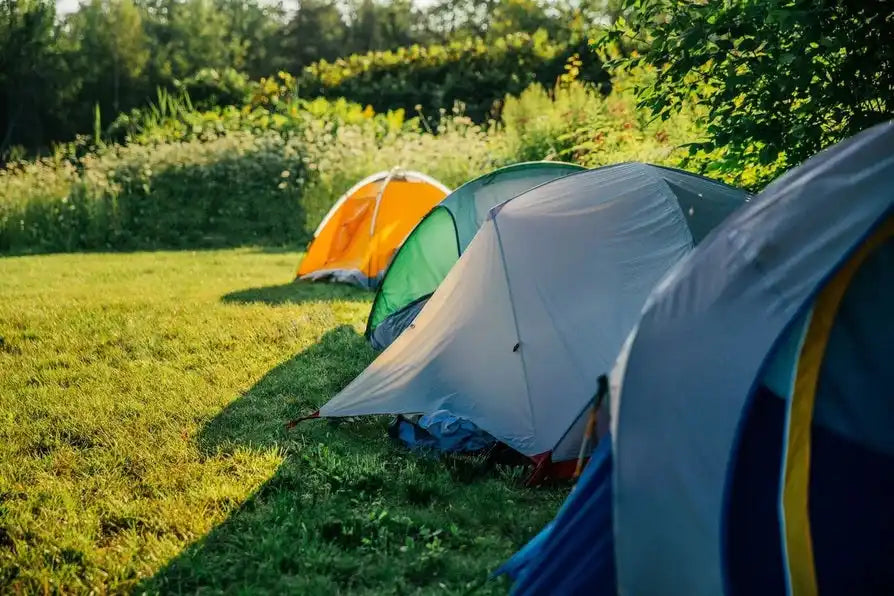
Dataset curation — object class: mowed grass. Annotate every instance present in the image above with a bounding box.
[0,249,564,594]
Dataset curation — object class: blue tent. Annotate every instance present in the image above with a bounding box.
[502,120,894,595]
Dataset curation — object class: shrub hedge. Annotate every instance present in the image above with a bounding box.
[0,134,308,253]
[298,31,610,122]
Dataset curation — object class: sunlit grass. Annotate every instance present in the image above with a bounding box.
[0,249,564,593]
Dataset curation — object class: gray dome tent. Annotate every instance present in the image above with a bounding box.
[319,163,749,476]
[366,161,585,349]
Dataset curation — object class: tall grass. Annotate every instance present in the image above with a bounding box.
[501,68,703,167]
[0,134,308,253]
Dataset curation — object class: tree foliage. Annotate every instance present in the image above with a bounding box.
[0,0,618,156]
[0,0,72,155]
[605,0,894,181]
[67,0,150,117]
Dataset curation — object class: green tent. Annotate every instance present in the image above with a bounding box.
[365,161,586,349]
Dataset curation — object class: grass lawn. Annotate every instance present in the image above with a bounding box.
[0,248,565,594]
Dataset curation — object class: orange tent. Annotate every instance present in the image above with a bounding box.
[297,170,450,288]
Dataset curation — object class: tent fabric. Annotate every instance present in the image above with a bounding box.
[500,437,616,595]
[366,161,585,349]
[368,297,428,350]
[811,239,894,458]
[320,162,748,465]
[780,222,894,595]
[505,121,894,596]
[393,410,496,453]
[609,121,894,595]
[724,385,788,595]
[438,161,587,251]
[296,170,450,288]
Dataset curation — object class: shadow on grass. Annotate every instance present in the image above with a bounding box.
[244,245,308,255]
[221,280,370,306]
[139,325,378,593]
[138,326,535,594]
[0,243,308,259]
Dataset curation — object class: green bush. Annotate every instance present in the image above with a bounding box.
[500,71,701,169]
[0,133,309,253]
[175,68,253,112]
[298,31,610,123]
[602,0,893,188]
[501,82,599,161]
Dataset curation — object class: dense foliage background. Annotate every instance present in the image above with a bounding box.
[1,0,620,155]
[1,0,891,252]
[298,31,610,122]
[1,68,699,253]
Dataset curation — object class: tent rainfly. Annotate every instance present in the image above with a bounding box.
[315,162,748,477]
[502,121,894,595]
[366,161,586,349]
[296,169,450,288]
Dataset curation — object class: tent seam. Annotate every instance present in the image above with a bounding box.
[491,216,539,450]
[653,167,697,251]
[312,170,390,238]
[369,169,398,237]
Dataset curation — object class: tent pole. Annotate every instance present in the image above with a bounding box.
[573,375,609,479]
